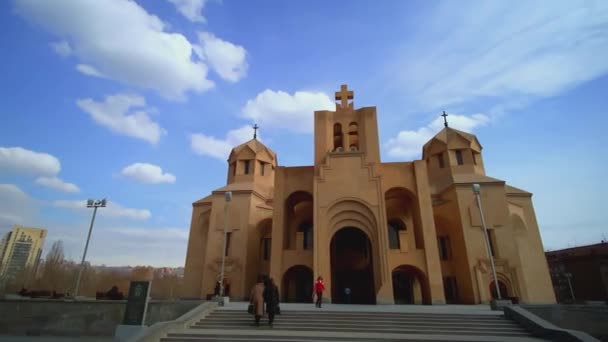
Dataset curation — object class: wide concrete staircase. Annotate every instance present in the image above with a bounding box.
[160,305,546,342]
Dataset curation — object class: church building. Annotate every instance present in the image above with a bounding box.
[182,85,556,305]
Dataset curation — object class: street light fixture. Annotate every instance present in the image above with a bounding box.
[472,184,502,301]
[73,198,106,298]
[219,191,232,303]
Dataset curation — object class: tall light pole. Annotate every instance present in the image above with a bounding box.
[564,272,575,302]
[472,184,502,300]
[219,191,232,300]
[73,198,106,298]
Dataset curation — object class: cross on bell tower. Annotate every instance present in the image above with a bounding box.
[253,123,259,139]
[335,84,354,110]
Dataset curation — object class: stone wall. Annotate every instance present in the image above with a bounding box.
[0,299,203,337]
[522,304,608,341]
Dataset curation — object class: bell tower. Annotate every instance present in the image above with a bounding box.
[313,84,381,166]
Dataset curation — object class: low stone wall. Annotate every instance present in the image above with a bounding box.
[0,299,203,337]
[522,304,608,341]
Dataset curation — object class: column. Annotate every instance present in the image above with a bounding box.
[414,160,446,304]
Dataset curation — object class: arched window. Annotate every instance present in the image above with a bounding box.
[333,123,343,151]
[348,122,359,151]
[388,219,406,249]
[298,221,313,250]
[455,150,464,165]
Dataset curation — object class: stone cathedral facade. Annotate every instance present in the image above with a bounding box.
[182,85,556,305]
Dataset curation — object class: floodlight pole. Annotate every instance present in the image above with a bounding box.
[565,273,575,302]
[472,184,502,300]
[73,199,106,298]
[219,191,232,300]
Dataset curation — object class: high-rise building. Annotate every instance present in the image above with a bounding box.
[0,225,47,279]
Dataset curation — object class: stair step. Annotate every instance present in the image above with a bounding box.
[203,317,516,325]
[163,334,410,342]
[190,324,531,336]
[214,311,504,319]
[210,314,507,321]
[195,321,524,331]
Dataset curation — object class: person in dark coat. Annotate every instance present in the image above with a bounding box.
[264,278,280,326]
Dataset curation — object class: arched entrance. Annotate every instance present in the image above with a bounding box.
[490,280,509,300]
[282,265,313,303]
[331,227,375,304]
[392,265,430,304]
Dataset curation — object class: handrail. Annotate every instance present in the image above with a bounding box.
[129,301,218,342]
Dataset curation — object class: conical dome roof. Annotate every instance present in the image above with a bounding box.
[228,138,277,163]
[422,127,481,159]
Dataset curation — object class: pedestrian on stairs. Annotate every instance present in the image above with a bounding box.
[249,276,265,326]
[314,276,325,308]
[264,278,280,327]
[344,287,351,304]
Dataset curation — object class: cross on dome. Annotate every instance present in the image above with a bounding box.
[441,111,449,128]
[253,123,259,139]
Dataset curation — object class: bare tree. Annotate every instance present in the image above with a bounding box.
[41,240,68,292]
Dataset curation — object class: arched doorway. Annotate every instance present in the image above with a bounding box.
[282,265,313,303]
[490,280,509,300]
[331,227,375,304]
[392,265,429,304]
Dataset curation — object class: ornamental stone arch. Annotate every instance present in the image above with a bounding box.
[325,198,382,303]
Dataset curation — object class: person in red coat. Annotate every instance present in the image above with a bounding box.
[314,276,325,308]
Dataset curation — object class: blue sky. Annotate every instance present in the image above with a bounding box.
[0,0,607,266]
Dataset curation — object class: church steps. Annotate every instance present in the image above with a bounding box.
[191,311,530,336]
[164,306,544,341]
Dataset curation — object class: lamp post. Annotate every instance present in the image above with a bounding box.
[472,184,502,300]
[219,191,232,301]
[73,198,106,298]
[564,272,575,302]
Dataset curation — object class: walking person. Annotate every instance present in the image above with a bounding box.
[314,276,325,308]
[249,276,265,326]
[264,278,280,327]
[344,287,351,304]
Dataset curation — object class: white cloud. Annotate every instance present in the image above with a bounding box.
[77,94,166,144]
[191,125,257,161]
[393,1,608,111]
[195,32,248,82]
[0,184,34,226]
[76,64,105,78]
[168,0,207,23]
[15,0,214,100]
[108,227,188,241]
[54,199,151,220]
[50,40,71,57]
[385,114,489,159]
[0,146,61,176]
[121,163,176,184]
[241,90,334,133]
[35,176,80,193]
